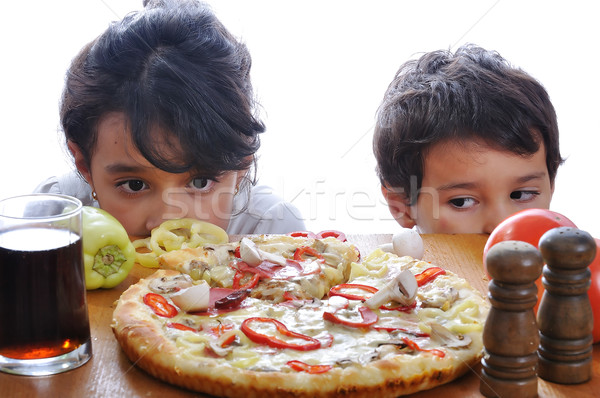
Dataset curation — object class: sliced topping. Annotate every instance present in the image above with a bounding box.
[287,360,333,374]
[400,337,445,358]
[315,230,347,242]
[364,269,418,309]
[428,322,472,348]
[329,283,378,301]
[324,295,350,312]
[293,246,324,262]
[170,280,211,312]
[143,293,178,318]
[232,269,261,290]
[415,266,446,286]
[207,330,239,357]
[239,237,287,266]
[323,305,378,328]
[241,317,322,351]
[166,322,198,332]
[148,274,193,294]
[214,289,251,309]
[287,231,317,239]
[419,286,459,309]
[369,337,445,358]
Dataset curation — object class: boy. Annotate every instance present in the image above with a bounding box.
[374,44,562,234]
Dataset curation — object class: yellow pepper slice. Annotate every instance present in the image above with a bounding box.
[133,219,228,268]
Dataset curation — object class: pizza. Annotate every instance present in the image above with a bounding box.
[112,232,489,397]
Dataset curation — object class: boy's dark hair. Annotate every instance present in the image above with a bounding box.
[373,44,562,205]
[61,0,265,178]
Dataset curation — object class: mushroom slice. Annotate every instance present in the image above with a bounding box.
[207,340,235,357]
[148,274,193,294]
[364,269,418,309]
[429,322,472,348]
[239,237,287,266]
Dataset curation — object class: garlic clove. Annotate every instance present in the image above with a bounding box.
[170,280,211,312]
[239,237,263,266]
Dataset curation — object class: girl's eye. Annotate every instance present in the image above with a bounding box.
[117,179,147,193]
[448,197,477,210]
[189,177,215,191]
[510,190,540,201]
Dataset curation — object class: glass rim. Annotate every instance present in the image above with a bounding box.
[0,193,83,221]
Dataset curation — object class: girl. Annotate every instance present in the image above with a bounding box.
[35,0,305,236]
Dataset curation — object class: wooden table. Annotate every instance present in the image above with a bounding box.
[1,234,598,397]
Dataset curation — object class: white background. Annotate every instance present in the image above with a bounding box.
[1,1,598,237]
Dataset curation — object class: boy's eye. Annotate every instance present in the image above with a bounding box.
[189,177,215,191]
[510,190,540,201]
[118,179,147,193]
[448,197,477,209]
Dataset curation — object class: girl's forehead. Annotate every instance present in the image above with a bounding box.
[96,112,186,167]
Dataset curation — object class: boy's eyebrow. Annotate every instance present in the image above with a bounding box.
[436,172,548,191]
[514,171,548,184]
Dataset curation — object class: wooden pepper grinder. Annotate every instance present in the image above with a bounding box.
[480,240,543,398]
[537,226,595,384]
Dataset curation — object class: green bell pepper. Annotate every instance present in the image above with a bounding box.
[82,206,136,289]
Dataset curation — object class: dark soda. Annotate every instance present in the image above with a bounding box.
[0,227,90,359]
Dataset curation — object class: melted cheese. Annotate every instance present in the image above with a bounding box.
[141,248,489,373]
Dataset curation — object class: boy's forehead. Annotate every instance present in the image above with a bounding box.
[422,137,549,186]
[425,134,546,159]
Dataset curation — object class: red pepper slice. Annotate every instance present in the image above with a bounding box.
[329,283,378,301]
[323,305,378,328]
[232,269,260,290]
[287,360,333,374]
[207,323,235,337]
[316,230,347,242]
[143,293,178,318]
[283,291,298,301]
[166,322,197,332]
[293,246,324,262]
[288,231,317,239]
[241,317,322,351]
[220,333,237,348]
[415,267,446,286]
[402,337,445,358]
[371,325,429,337]
[380,301,417,312]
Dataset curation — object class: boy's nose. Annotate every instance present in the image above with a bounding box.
[482,203,514,234]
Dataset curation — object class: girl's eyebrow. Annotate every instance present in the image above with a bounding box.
[104,163,151,174]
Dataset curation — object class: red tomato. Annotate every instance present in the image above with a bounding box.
[483,209,577,257]
[482,209,577,314]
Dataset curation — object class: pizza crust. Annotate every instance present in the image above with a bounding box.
[113,239,488,397]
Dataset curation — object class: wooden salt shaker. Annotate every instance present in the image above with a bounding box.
[537,227,595,384]
[480,240,543,398]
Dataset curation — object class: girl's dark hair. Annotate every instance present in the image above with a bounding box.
[61,0,265,178]
[373,44,563,204]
